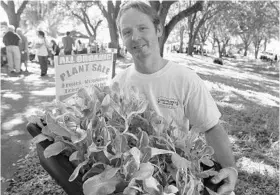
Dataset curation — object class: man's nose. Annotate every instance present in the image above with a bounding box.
[131,29,141,41]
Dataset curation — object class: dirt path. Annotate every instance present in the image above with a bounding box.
[1,62,56,193]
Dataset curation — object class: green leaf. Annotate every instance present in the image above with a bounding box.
[129,147,141,168]
[46,113,71,138]
[83,167,121,195]
[69,151,79,162]
[69,159,89,182]
[171,153,191,170]
[32,134,53,144]
[123,158,139,181]
[123,179,143,195]
[139,131,149,149]
[150,147,173,157]
[163,185,179,195]
[44,141,66,158]
[197,169,218,178]
[70,127,87,144]
[140,147,152,163]
[200,156,214,167]
[143,176,161,195]
[101,94,110,107]
[199,146,215,158]
[132,162,154,180]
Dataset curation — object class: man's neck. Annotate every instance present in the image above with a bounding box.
[133,55,167,74]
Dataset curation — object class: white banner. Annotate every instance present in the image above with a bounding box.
[54,53,114,101]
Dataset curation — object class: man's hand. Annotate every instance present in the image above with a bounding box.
[211,167,238,195]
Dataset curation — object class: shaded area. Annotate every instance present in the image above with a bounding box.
[1,63,56,193]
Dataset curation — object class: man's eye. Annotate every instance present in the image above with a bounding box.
[139,27,146,31]
[123,31,131,36]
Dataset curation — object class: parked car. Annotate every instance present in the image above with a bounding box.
[260,51,275,61]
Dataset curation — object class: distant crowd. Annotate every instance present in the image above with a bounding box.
[1,26,109,77]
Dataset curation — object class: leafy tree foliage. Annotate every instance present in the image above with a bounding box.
[60,1,104,41]
[21,1,66,37]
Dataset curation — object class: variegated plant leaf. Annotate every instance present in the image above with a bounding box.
[32,133,53,144]
[69,159,89,182]
[44,141,67,158]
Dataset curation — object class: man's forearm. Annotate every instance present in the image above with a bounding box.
[205,123,236,168]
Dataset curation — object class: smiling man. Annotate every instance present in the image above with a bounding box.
[112,1,238,195]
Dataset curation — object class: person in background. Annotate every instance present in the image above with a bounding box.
[50,40,60,66]
[2,25,21,74]
[113,1,238,195]
[75,39,85,54]
[62,31,75,55]
[16,28,28,72]
[35,30,49,76]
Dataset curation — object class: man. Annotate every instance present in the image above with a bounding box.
[16,28,28,72]
[62,31,74,55]
[113,1,238,195]
[2,25,21,74]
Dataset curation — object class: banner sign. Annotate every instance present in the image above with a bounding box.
[55,53,114,101]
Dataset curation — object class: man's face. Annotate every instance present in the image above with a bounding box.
[120,8,162,59]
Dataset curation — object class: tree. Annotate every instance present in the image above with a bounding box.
[1,0,29,29]
[21,1,65,37]
[187,1,232,56]
[149,0,204,56]
[197,18,214,54]
[95,0,122,52]
[62,1,103,41]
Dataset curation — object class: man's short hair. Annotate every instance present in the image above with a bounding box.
[7,25,15,32]
[116,1,161,34]
[66,31,71,36]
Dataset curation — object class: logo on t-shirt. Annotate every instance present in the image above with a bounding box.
[157,96,179,109]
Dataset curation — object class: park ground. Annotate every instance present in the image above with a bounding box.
[1,53,279,194]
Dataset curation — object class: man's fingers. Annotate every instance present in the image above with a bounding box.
[217,183,234,195]
[211,169,228,184]
[36,118,44,128]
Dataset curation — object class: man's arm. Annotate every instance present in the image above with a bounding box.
[205,123,235,168]
[205,123,238,194]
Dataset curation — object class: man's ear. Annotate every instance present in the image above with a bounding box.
[156,23,163,37]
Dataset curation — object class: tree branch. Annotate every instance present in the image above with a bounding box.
[17,0,28,16]
[165,1,203,38]
[95,1,108,19]
[1,1,8,12]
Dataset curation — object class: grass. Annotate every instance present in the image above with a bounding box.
[4,53,279,195]
[165,53,279,195]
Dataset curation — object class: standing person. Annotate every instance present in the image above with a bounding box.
[50,40,60,66]
[35,30,49,76]
[62,31,74,55]
[75,39,85,54]
[16,28,28,72]
[2,25,21,74]
[113,1,238,195]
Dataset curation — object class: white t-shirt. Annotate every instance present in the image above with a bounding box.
[111,61,221,134]
[36,37,48,56]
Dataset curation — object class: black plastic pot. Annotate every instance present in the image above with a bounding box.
[26,123,83,195]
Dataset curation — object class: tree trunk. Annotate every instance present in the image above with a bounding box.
[243,43,248,56]
[263,38,267,52]
[216,40,222,58]
[1,0,28,29]
[179,26,185,53]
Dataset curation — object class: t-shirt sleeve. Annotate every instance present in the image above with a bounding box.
[184,72,221,133]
